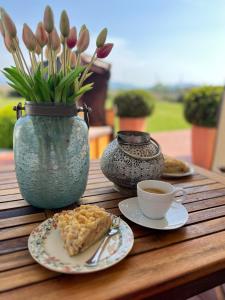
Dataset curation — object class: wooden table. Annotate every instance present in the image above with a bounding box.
[1,160,225,300]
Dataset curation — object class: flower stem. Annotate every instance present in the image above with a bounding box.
[41,48,44,76]
[12,52,20,70]
[63,41,66,75]
[13,39,31,76]
[29,51,35,73]
[12,43,25,73]
[75,52,80,69]
[67,49,71,70]
[79,49,97,88]
[32,52,38,72]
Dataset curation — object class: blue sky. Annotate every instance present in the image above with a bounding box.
[1,0,225,86]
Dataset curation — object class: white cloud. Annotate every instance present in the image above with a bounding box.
[102,35,225,87]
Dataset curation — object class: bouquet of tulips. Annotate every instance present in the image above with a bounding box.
[0,6,113,104]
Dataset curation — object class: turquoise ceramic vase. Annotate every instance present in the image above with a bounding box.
[13,102,89,209]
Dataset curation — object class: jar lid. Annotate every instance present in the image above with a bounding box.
[117,131,161,160]
[117,131,150,145]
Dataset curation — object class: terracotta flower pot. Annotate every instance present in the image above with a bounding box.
[192,125,217,169]
[105,108,115,127]
[119,117,147,132]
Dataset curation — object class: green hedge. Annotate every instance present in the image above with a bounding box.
[113,89,155,118]
[183,86,223,127]
[0,103,17,149]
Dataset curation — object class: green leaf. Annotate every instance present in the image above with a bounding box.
[7,82,31,100]
[2,65,93,104]
[55,67,84,103]
[85,72,93,80]
[33,66,51,102]
[75,83,94,97]
[2,67,36,101]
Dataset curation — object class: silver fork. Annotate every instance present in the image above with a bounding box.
[85,216,120,266]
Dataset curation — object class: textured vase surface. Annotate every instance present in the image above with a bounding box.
[13,115,89,209]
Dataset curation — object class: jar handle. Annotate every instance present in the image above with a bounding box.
[13,102,25,120]
[77,103,92,129]
[117,137,161,161]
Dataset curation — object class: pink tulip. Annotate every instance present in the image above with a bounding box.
[35,22,48,48]
[50,28,60,51]
[67,27,77,49]
[0,8,17,38]
[77,28,89,53]
[60,10,70,38]
[43,6,54,34]
[35,43,41,55]
[0,19,5,37]
[96,43,113,59]
[79,24,87,37]
[4,33,16,52]
[96,28,107,48]
[22,23,37,51]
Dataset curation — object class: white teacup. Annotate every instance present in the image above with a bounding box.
[137,180,186,219]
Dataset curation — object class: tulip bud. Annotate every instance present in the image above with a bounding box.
[35,22,48,48]
[35,43,41,55]
[66,27,77,49]
[22,23,37,51]
[96,43,113,59]
[96,28,107,48]
[0,8,17,38]
[0,19,5,37]
[79,24,87,36]
[50,28,60,51]
[60,10,70,38]
[77,28,89,53]
[4,33,16,52]
[43,6,54,33]
[45,46,49,60]
[70,51,77,68]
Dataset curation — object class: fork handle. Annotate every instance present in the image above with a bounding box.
[86,235,110,266]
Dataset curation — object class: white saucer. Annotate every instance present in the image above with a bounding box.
[118,197,188,230]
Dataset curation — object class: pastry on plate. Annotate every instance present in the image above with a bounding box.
[163,156,189,174]
[54,205,112,256]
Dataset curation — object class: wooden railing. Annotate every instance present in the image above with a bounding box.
[89,126,113,159]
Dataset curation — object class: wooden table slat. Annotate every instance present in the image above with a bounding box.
[0,180,223,199]
[1,231,225,298]
[1,215,225,273]
[0,160,225,300]
[0,212,45,229]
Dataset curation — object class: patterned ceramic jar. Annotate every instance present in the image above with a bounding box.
[13,102,90,209]
[100,131,164,193]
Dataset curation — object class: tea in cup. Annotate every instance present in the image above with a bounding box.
[137,180,186,219]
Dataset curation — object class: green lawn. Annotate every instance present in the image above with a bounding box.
[106,90,190,132]
[0,97,21,108]
[147,100,190,132]
[112,100,190,133]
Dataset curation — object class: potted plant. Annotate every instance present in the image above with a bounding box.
[114,89,155,131]
[184,86,223,169]
[0,6,113,209]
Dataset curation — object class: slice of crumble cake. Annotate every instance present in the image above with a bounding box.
[54,205,112,256]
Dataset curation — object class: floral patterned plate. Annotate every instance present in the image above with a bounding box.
[28,216,134,274]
